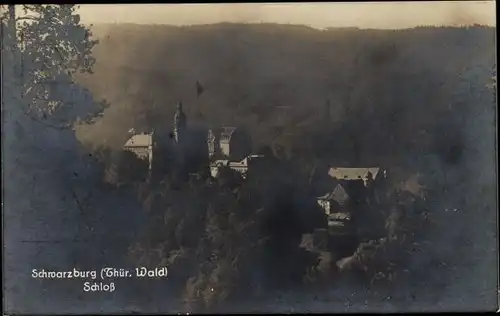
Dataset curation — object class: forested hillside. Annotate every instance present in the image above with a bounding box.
[76,23,494,167]
[73,23,496,312]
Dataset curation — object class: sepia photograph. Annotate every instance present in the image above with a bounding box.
[2,2,498,314]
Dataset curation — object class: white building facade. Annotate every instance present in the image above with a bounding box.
[123,132,154,172]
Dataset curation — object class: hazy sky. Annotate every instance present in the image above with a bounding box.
[77,2,495,30]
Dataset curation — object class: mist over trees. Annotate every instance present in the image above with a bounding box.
[78,23,495,312]
[76,24,494,165]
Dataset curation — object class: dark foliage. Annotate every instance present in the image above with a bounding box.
[72,23,495,312]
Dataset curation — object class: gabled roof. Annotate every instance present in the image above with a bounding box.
[124,133,153,147]
[317,184,350,205]
[328,167,380,181]
[332,184,350,205]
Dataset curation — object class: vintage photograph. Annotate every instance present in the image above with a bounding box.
[2,2,497,314]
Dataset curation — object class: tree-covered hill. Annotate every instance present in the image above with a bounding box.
[76,23,494,169]
[52,22,499,312]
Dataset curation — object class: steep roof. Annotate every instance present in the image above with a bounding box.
[332,184,350,205]
[124,133,153,147]
[318,183,350,205]
[328,167,380,181]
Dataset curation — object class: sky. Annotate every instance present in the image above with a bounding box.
[76,2,496,30]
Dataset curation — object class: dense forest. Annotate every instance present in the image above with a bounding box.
[3,11,497,314]
[75,23,496,312]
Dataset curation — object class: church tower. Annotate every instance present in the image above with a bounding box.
[173,101,187,144]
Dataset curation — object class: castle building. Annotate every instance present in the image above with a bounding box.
[207,126,261,179]
[207,126,251,162]
[209,154,264,179]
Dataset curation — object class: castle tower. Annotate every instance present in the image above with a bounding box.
[173,101,187,144]
[208,128,220,159]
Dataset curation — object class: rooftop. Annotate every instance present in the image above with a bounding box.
[318,183,350,205]
[328,167,380,181]
[124,133,153,147]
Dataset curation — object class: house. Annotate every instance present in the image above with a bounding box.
[208,126,251,162]
[328,167,389,205]
[317,184,350,214]
[317,166,389,239]
[123,132,154,171]
[316,181,365,231]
